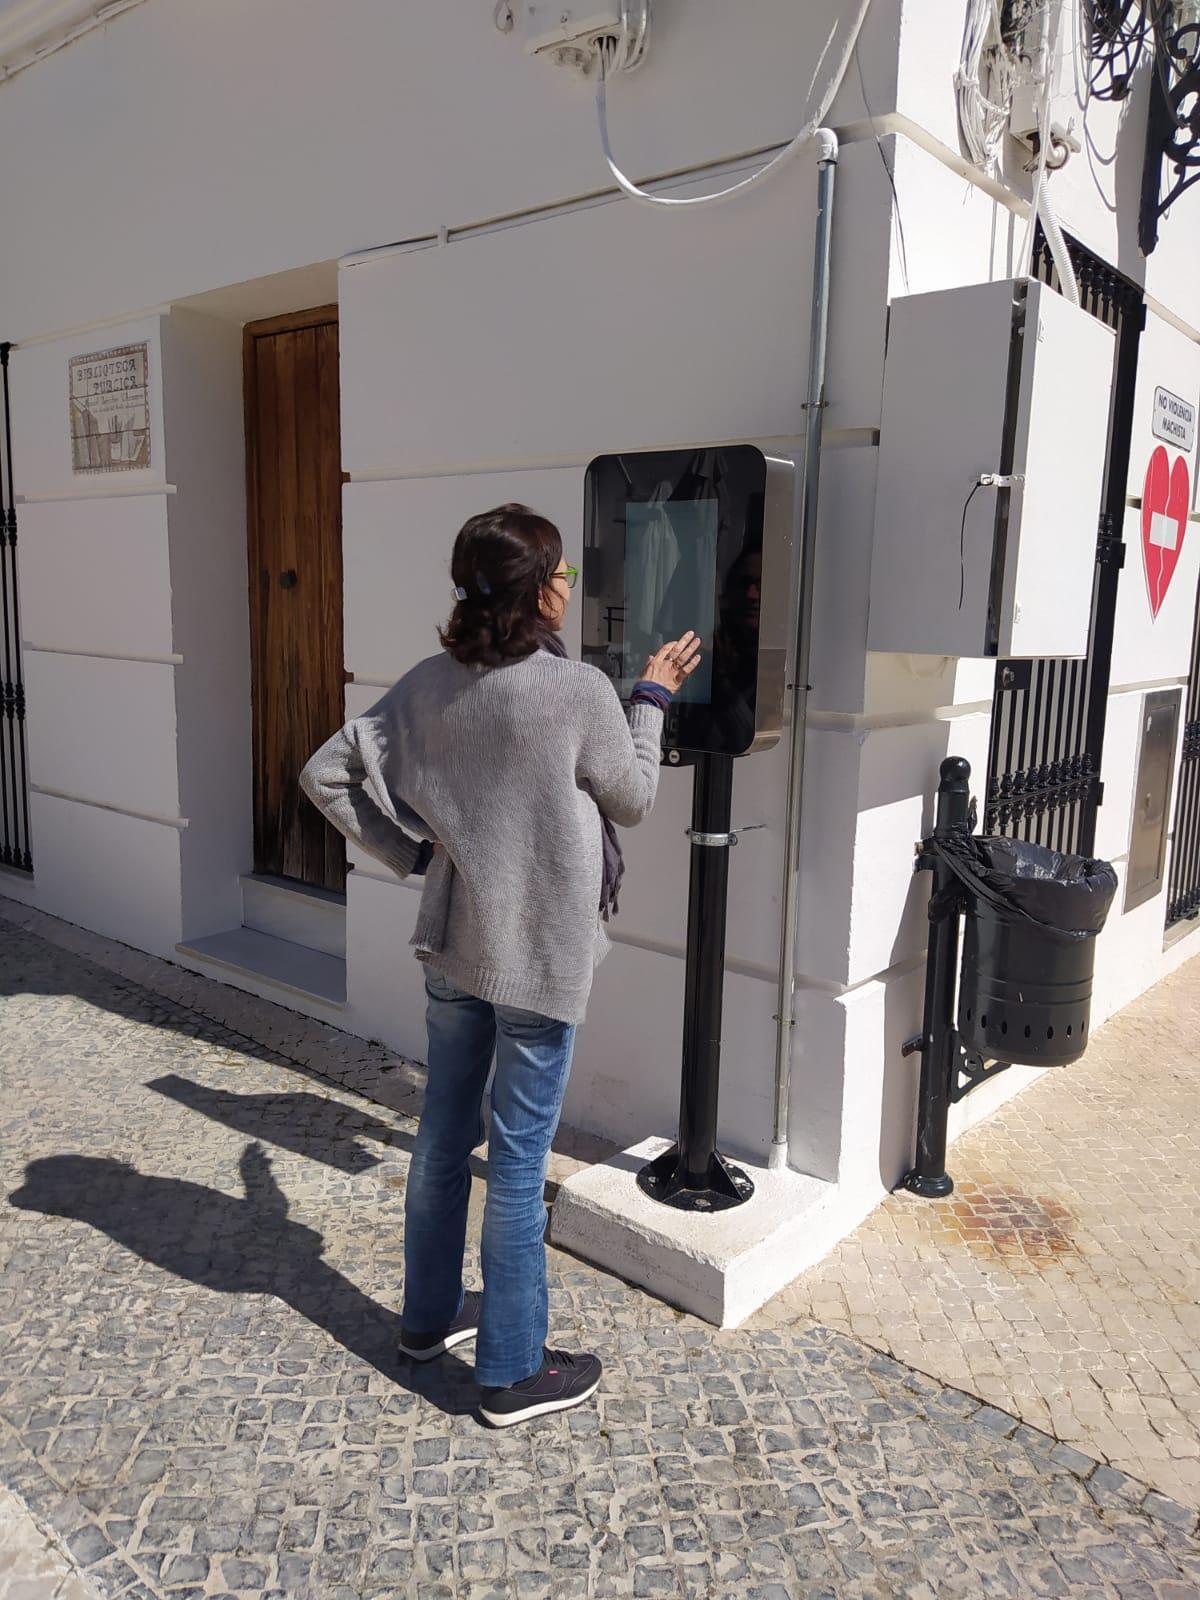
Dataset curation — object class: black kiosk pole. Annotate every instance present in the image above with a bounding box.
[638,751,754,1211]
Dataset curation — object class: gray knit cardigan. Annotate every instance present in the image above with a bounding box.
[299,649,664,1024]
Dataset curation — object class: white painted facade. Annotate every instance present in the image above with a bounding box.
[2,0,1199,1294]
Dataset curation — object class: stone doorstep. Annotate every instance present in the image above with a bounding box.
[550,1134,841,1328]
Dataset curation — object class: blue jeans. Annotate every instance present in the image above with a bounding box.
[402,968,577,1387]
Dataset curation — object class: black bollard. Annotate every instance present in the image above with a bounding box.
[638,752,754,1211]
[904,756,973,1198]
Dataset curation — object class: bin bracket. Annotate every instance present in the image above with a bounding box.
[949,1034,1012,1103]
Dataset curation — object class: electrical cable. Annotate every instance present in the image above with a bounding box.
[593,1,650,77]
[959,480,987,610]
[956,0,1019,172]
[855,40,910,293]
[593,0,872,209]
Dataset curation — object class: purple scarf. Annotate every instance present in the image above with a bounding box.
[538,630,626,920]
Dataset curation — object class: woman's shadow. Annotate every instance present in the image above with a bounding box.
[8,1142,476,1415]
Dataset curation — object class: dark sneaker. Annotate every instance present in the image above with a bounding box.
[479,1348,602,1428]
[398,1290,482,1362]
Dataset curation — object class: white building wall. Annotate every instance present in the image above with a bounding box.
[8,315,186,950]
[857,0,1200,1173]
[159,308,253,944]
[0,0,1198,1244]
[0,0,897,344]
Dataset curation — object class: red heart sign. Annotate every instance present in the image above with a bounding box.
[1141,444,1191,620]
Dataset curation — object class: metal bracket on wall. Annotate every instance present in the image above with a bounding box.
[901,1026,1011,1099]
[1096,512,1127,569]
[685,823,766,848]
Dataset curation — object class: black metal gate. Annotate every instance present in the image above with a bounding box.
[984,235,1144,858]
[1166,604,1200,927]
[0,343,32,874]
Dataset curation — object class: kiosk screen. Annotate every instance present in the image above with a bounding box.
[583,445,783,756]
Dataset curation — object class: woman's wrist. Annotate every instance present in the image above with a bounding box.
[631,679,672,711]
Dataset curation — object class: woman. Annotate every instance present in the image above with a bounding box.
[300,503,699,1427]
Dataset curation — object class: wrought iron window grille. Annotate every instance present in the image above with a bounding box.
[1166,602,1200,927]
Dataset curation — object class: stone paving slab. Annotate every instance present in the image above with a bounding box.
[2,909,1200,1598]
[756,947,1200,1513]
[0,1483,101,1599]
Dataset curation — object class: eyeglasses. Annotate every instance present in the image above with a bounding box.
[551,566,579,591]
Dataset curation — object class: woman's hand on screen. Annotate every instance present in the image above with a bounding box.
[641,632,703,694]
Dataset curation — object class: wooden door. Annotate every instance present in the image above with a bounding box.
[244,305,346,892]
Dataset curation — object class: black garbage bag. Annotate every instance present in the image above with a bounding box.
[932,833,1117,940]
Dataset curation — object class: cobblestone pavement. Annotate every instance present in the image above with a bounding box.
[758,948,1200,1514]
[2,905,1200,1599]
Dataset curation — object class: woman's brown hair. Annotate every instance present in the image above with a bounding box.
[439,503,564,668]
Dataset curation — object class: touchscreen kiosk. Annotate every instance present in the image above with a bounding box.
[581,445,794,757]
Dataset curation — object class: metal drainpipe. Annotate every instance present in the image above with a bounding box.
[769,127,838,1171]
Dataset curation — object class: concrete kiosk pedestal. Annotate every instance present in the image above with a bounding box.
[550,1134,838,1328]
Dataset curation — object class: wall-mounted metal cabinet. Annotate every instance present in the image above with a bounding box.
[1126,688,1182,912]
[868,277,1114,659]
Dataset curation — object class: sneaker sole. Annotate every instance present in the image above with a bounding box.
[397,1324,478,1363]
[479,1374,601,1428]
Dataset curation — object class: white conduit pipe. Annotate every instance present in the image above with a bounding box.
[1019,0,1077,304]
[1020,0,1059,277]
[1039,185,1081,306]
[769,129,840,1171]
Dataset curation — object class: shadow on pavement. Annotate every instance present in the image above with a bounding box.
[147,1074,395,1173]
[145,1073,481,1190]
[7,1140,478,1418]
[0,921,579,1200]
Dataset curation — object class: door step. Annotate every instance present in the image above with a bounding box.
[176,927,346,1007]
[241,873,346,958]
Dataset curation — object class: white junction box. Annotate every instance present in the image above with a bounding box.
[519,4,622,57]
[868,277,1114,660]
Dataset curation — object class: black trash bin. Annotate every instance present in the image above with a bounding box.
[932,834,1117,1068]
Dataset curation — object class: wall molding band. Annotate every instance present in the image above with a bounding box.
[23,643,183,665]
[30,784,188,830]
[1109,674,1190,696]
[809,700,995,733]
[11,304,170,351]
[18,482,176,503]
